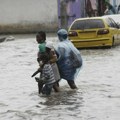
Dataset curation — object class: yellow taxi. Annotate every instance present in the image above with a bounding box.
[68,16,120,48]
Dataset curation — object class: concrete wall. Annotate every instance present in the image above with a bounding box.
[0,0,58,33]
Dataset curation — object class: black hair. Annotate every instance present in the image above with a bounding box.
[46,47,51,54]
[40,53,50,63]
[36,31,46,40]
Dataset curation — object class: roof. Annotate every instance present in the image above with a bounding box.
[75,16,104,21]
[102,14,120,23]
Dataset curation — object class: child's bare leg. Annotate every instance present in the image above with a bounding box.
[53,82,60,92]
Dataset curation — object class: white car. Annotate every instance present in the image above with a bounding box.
[103,14,120,27]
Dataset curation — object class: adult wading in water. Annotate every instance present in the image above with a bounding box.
[55,29,83,89]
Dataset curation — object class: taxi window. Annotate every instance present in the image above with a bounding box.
[105,18,112,27]
[109,18,119,28]
[71,19,105,30]
[105,17,119,28]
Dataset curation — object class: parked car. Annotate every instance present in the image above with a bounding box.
[68,16,120,48]
[103,14,120,28]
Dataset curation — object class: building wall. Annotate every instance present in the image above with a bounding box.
[0,0,58,33]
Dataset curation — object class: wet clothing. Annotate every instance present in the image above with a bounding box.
[40,63,55,95]
[49,48,61,82]
[47,48,61,92]
[38,42,46,53]
[42,83,54,95]
[55,29,83,81]
[38,43,60,83]
[51,63,60,82]
[37,41,60,93]
[40,63,55,85]
[56,41,77,80]
[37,42,46,62]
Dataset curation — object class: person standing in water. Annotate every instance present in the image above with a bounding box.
[46,41,61,92]
[35,31,46,94]
[35,53,56,96]
[35,31,60,94]
[55,29,83,89]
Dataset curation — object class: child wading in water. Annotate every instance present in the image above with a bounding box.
[35,31,60,94]
[35,53,56,95]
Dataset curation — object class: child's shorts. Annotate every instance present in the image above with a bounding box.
[42,83,54,95]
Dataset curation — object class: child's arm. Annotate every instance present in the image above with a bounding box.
[49,50,58,63]
[31,67,42,77]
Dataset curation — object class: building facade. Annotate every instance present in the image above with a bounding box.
[0,0,58,33]
[0,0,119,33]
[57,0,107,29]
[58,0,85,29]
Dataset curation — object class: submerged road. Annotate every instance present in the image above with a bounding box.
[0,34,120,120]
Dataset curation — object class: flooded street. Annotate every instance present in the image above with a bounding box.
[0,35,120,120]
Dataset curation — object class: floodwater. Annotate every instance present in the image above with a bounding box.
[0,34,120,120]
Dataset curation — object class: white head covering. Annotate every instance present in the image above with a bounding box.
[46,41,54,49]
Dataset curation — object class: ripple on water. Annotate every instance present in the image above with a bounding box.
[1,37,120,120]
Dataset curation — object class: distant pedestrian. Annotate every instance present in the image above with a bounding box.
[55,29,83,89]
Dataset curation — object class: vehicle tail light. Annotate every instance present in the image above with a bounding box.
[68,31,78,37]
[97,29,109,35]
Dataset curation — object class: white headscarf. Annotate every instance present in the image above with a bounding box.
[46,41,54,49]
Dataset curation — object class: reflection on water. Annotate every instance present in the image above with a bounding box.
[0,35,120,120]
